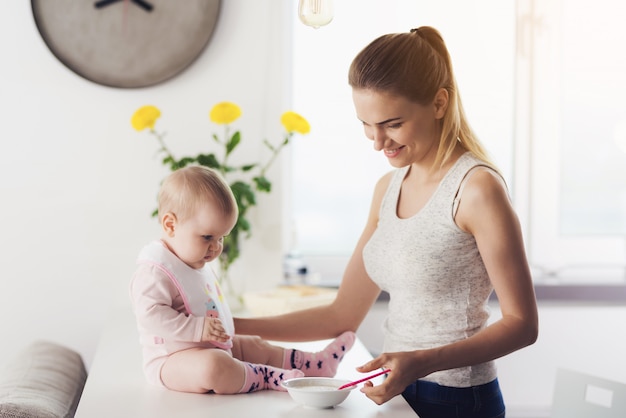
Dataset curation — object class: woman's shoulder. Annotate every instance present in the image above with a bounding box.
[454,163,512,233]
[461,165,508,203]
[463,152,503,177]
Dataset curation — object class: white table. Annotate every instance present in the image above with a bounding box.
[75,303,416,417]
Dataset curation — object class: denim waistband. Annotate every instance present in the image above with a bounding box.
[403,378,505,418]
[412,378,501,403]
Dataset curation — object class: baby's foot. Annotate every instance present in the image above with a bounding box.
[283,331,356,377]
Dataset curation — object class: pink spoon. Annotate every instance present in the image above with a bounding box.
[337,368,392,390]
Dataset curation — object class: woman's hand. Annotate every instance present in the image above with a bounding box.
[357,350,434,405]
[201,317,231,344]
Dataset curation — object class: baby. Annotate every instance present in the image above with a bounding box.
[130,165,355,394]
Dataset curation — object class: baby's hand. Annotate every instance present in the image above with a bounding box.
[201,317,231,344]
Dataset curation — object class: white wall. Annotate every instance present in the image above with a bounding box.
[0,0,291,369]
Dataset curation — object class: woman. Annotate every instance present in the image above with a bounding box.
[236,26,538,418]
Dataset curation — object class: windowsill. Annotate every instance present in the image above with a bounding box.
[294,255,626,304]
[319,283,626,304]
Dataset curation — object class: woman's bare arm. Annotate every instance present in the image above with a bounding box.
[234,172,393,341]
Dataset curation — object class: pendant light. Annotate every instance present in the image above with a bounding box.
[298,0,334,29]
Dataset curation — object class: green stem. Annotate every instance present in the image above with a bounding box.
[151,130,175,160]
[260,134,291,177]
[220,125,230,175]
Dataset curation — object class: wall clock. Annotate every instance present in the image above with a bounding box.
[31,0,221,88]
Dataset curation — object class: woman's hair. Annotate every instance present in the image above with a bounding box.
[348,26,494,169]
[157,165,237,222]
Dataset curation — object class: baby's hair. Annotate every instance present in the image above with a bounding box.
[157,165,237,222]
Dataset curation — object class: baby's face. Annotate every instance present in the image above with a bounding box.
[166,205,236,269]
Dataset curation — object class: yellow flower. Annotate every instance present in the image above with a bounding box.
[131,105,161,131]
[210,102,242,125]
[280,111,311,135]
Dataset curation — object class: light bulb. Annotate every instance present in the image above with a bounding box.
[298,0,334,29]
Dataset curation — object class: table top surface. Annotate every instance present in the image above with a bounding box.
[75,304,416,417]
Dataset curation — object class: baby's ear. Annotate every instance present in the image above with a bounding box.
[161,212,177,236]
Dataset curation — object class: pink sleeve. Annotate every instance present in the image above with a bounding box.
[130,263,204,343]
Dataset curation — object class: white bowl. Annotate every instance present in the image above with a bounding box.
[282,377,356,409]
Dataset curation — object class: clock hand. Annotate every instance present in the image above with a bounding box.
[94,0,123,8]
[131,0,154,12]
[94,0,153,12]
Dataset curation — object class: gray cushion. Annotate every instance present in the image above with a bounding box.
[0,341,87,418]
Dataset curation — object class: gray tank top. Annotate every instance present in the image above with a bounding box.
[363,152,498,387]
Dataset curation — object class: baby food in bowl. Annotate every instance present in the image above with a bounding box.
[282,377,356,409]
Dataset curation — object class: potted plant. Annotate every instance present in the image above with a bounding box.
[131,102,310,301]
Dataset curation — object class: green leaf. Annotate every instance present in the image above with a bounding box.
[226,131,241,155]
[161,155,177,170]
[240,164,257,172]
[176,157,197,169]
[230,181,256,208]
[196,153,221,169]
[253,176,272,193]
[163,156,192,170]
[237,216,251,233]
[220,233,240,269]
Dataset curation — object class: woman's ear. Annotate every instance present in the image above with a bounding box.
[161,212,177,237]
[433,87,449,119]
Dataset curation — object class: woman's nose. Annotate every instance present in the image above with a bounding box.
[372,127,386,151]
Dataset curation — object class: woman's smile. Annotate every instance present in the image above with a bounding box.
[384,146,405,158]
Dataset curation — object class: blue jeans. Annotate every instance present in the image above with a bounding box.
[401,378,505,418]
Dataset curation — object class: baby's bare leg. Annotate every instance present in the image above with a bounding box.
[161,347,244,394]
[161,345,303,394]
[231,335,285,366]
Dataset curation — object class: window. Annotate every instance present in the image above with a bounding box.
[289,0,626,291]
[517,0,626,284]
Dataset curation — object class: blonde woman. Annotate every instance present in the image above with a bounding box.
[236,27,538,417]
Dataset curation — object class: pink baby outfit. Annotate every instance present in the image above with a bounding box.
[130,240,235,386]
